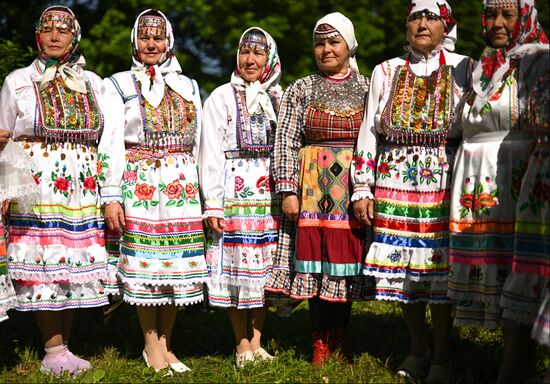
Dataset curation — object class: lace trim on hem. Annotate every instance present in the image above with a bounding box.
[8,269,107,284]
[102,287,123,296]
[118,276,206,287]
[363,270,448,282]
[122,297,204,307]
[13,301,109,311]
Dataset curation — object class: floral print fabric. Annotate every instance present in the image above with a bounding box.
[206,157,281,308]
[8,141,108,310]
[117,148,207,306]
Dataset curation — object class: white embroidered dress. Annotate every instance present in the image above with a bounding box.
[99,71,208,306]
[351,49,472,303]
[200,80,282,309]
[0,60,108,311]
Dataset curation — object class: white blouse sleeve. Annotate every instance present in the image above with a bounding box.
[351,62,389,201]
[199,88,229,219]
[98,77,126,204]
[0,76,18,134]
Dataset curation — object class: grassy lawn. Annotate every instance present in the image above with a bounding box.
[0,300,548,383]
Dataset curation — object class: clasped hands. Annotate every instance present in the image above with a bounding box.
[352,198,374,226]
[282,192,374,225]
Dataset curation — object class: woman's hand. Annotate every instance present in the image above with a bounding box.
[2,200,9,218]
[206,217,225,234]
[0,129,10,150]
[282,192,300,222]
[353,198,374,226]
[104,202,126,234]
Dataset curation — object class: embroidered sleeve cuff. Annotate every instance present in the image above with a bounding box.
[202,200,224,219]
[275,180,299,194]
[350,186,374,202]
[202,207,224,219]
[100,186,123,205]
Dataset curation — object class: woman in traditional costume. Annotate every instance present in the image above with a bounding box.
[499,56,549,382]
[525,69,550,384]
[448,0,548,381]
[0,6,107,376]
[270,12,371,365]
[100,9,207,373]
[351,1,473,382]
[200,27,282,368]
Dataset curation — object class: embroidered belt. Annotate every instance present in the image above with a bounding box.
[224,149,271,159]
[125,144,193,159]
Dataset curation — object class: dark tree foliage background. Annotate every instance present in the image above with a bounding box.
[0,0,548,93]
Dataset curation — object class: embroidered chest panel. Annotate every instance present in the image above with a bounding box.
[138,81,196,151]
[382,64,454,145]
[33,76,102,143]
[233,87,278,156]
[305,73,366,143]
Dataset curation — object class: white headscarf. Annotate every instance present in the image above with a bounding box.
[130,9,194,107]
[37,6,87,93]
[313,12,360,74]
[407,0,457,52]
[230,27,282,123]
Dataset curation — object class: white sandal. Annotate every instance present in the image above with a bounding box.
[396,350,431,382]
[253,347,275,361]
[235,350,254,369]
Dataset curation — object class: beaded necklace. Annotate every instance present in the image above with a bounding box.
[381,51,454,146]
[304,72,367,143]
[133,75,196,151]
[228,87,278,158]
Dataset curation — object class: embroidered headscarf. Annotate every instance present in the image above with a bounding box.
[406,0,457,52]
[230,27,281,123]
[131,9,194,108]
[313,12,360,74]
[471,0,549,114]
[36,6,87,93]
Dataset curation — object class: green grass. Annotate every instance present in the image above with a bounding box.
[0,301,548,383]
